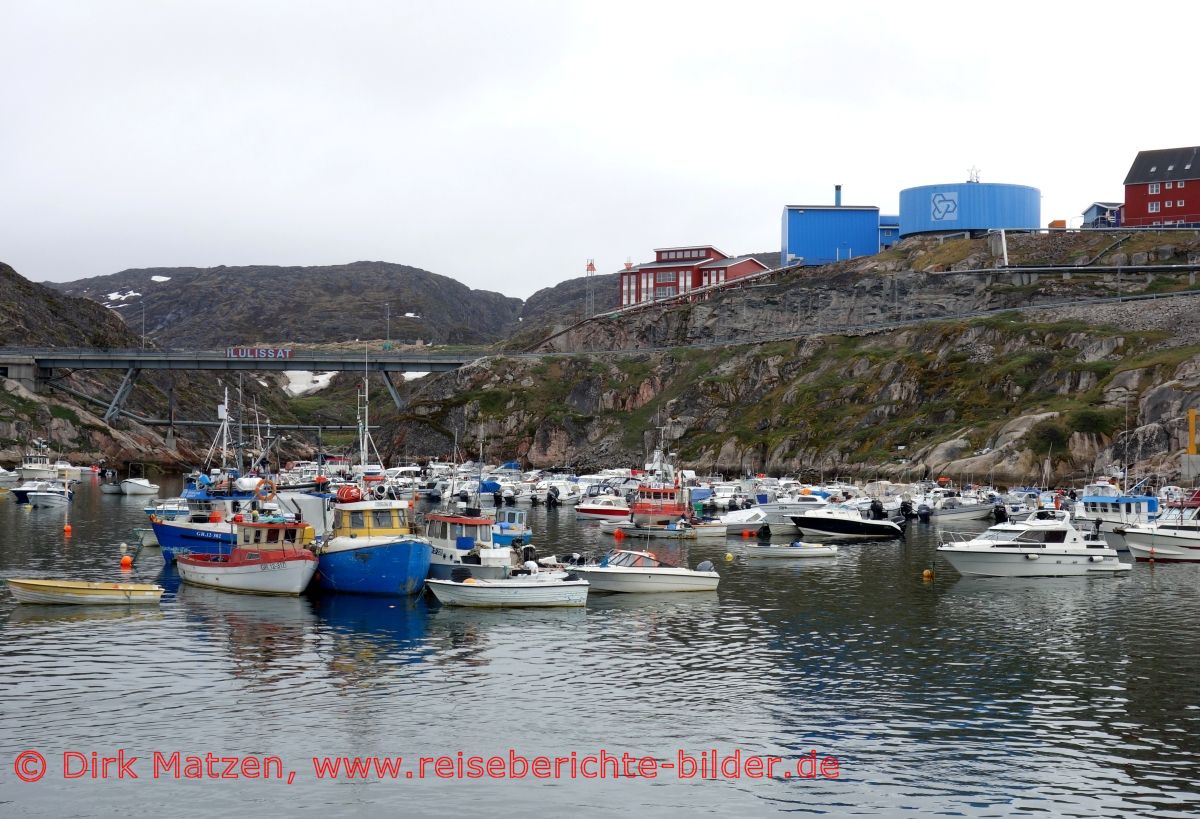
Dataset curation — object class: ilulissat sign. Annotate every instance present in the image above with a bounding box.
[225,347,294,360]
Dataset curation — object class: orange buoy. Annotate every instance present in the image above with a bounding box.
[63,523,73,535]
[209,511,223,523]
[742,529,754,538]
[120,554,133,569]
[613,528,626,541]
[922,568,934,580]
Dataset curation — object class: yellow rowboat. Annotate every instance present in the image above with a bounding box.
[5,578,165,605]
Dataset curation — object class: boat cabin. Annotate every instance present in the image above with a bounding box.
[601,550,672,568]
[425,512,494,547]
[333,502,414,536]
[494,508,528,529]
[236,521,315,550]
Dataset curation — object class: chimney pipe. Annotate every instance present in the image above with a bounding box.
[835,185,842,207]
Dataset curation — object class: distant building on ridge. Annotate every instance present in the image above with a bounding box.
[1122,146,1199,227]
[780,185,898,267]
[618,246,770,307]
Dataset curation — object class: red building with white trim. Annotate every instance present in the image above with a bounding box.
[618,245,771,307]
[1122,146,1200,227]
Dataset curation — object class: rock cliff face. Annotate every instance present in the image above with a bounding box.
[384,299,1200,485]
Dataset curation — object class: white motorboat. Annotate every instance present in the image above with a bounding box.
[54,460,83,481]
[569,549,719,593]
[426,573,589,607]
[26,481,74,507]
[937,509,1129,577]
[120,477,160,496]
[0,466,19,485]
[575,494,631,520]
[99,481,124,495]
[744,541,839,558]
[915,489,996,522]
[1076,481,1162,550]
[1122,505,1200,562]
[789,504,905,541]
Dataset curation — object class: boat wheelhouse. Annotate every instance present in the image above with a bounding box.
[424,509,519,580]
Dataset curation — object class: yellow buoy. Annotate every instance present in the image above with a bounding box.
[922,568,934,580]
[120,555,133,569]
[724,552,734,562]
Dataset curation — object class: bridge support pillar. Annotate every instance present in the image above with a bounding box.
[104,367,142,423]
[380,372,405,410]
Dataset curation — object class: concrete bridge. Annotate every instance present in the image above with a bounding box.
[0,347,478,421]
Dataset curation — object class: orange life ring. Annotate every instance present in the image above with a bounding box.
[336,485,363,504]
[255,479,277,502]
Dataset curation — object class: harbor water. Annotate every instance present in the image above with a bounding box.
[2,477,1199,816]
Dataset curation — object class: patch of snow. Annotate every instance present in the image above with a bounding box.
[105,289,142,302]
[257,379,269,388]
[150,275,171,282]
[283,370,338,397]
[403,312,420,318]
[403,371,429,381]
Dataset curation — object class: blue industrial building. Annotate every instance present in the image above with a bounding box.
[879,214,900,249]
[781,185,896,267]
[898,182,1040,237]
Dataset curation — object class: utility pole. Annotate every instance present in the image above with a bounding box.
[385,303,391,347]
[141,301,146,349]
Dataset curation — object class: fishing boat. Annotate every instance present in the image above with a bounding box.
[937,509,1129,577]
[425,573,589,608]
[17,448,57,481]
[177,521,318,595]
[744,541,839,558]
[629,447,690,527]
[569,549,719,593]
[491,507,534,547]
[315,487,433,595]
[6,577,164,605]
[99,479,124,495]
[425,507,521,580]
[1076,480,1161,551]
[575,494,631,520]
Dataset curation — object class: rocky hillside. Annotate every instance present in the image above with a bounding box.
[49,261,523,347]
[382,304,1200,484]
[0,262,143,347]
[528,233,1200,352]
[519,272,620,327]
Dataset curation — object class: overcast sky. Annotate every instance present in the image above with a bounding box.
[2,1,1195,299]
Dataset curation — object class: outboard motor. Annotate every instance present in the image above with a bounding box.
[546,485,560,507]
[890,515,909,535]
[917,503,932,523]
[457,489,469,502]
[899,499,915,519]
[756,524,772,541]
[869,499,886,520]
[521,545,538,563]
[492,491,503,506]
[993,504,1008,523]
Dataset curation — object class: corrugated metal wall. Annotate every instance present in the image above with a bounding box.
[781,207,880,266]
[899,183,1040,236]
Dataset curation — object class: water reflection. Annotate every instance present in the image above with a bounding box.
[310,593,433,685]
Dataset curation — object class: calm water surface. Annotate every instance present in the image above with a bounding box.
[2,477,1198,816]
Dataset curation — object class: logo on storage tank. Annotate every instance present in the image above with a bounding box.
[931,192,958,221]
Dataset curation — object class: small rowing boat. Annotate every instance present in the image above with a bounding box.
[5,578,165,605]
[744,541,839,558]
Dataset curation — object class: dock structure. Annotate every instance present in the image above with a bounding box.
[0,347,477,418]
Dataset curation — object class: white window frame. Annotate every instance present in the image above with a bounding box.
[1148,201,1161,213]
[1166,181,1173,189]
[1179,200,1185,207]
[1179,180,1186,188]
[1166,200,1173,208]
[1149,182,1160,194]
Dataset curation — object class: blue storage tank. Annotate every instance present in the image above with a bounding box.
[898,182,1040,237]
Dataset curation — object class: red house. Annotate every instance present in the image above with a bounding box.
[1122,146,1200,227]
[618,245,771,307]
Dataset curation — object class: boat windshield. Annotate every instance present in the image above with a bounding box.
[604,551,670,568]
